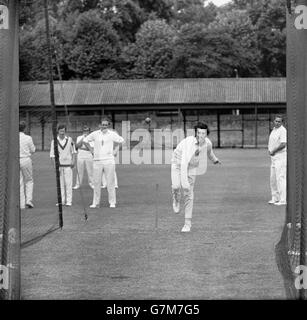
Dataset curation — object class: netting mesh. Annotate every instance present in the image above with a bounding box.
[0,0,20,300]
[275,4,307,299]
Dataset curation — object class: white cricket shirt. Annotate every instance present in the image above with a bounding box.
[20,132,35,158]
[84,129,124,163]
[268,125,287,158]
[172,136,218,187]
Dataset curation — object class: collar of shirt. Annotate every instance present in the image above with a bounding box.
[57,136,68,144]
[100,129,110,135]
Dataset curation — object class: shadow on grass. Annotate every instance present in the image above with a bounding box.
[21,225,61,249]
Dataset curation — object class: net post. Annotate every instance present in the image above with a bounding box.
[43,0,63,229]
[0,0,20,300]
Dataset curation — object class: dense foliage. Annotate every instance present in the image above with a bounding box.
[19,0,286,80]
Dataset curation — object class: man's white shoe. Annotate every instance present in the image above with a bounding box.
[173,200,180,213]
[26,201,34,209]
[268,199,278,204]
[181,224,191,232]
[73,186,80,190]
[89,204,99,208]
[66,203,72,206]
[274,201,287,206]
[101,185,107,189]
[110,204,116,208]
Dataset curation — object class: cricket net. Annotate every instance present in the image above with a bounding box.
[0,0,20,300]
[275,2,307,299]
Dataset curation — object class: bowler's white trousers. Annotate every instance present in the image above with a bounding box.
[92,160,116,206]
[270,153,287,203]
[59,166,73,205]
[20,157,34,209]
[171,163,196,219]
[75,156,93,187]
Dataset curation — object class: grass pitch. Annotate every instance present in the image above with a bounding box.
[21,149,286,299]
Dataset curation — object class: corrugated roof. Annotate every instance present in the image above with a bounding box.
[19,78,286,106]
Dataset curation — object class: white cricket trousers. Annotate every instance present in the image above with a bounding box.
[171,163,196,220]
[75,157,93,187]
[102,170,118,187]
[92,160,116,206]
[59,166,73,205]
[270,154,287,203]
[20,157,34,209]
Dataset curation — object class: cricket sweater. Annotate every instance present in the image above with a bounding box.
[50,136,77,166]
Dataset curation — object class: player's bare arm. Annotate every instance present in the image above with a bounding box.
[269,142,287,156]
[76,136,85,149]
[83,141,94,154]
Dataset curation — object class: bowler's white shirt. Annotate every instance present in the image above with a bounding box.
[268,126,287,158]
[20,132,35,158]
[84,129,124,163]
[172,136,218,187]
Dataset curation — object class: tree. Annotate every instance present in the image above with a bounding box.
[130,19,177,78]
[171,0,218,27]
[59,10,121,79]
[253,0,286,76]
[208,9,261,76]
[19,13,59,81]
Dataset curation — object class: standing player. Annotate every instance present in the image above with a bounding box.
[171,122,221,232]
[102,171,118,188]
[268,115,287,206]
[50,124,77,206]
[73,125,94,189]
[83,117,124,208]
[19,121,36,209]
[102,139,119,189]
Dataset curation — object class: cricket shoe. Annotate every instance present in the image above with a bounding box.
[274,201,287,206]
[101,185,107,189]
[110,204,116,208]
[73,185,80,190]
[181,224,191,233]
[268,199,279,204]
[26,201,34,209]
[89,204,99,208]
[66,203,72,206]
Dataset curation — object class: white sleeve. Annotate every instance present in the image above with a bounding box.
[29,137,36,154]
[206,139,218,163]
[112,131,125,144]
[50,140,55,158]
[280,128,287,143]
[180,139,191,188]
[84,132,94,143]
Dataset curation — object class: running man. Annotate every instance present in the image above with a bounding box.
[171,122,221,232]
[50,124,77,206]
[73,125,94,189]
[19,121,36,209]
[268,115,287,206]
[83,117,124,208]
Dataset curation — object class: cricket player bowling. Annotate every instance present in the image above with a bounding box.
[171,122,221,232]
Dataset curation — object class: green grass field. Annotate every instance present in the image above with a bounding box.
[21,149,287,299]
